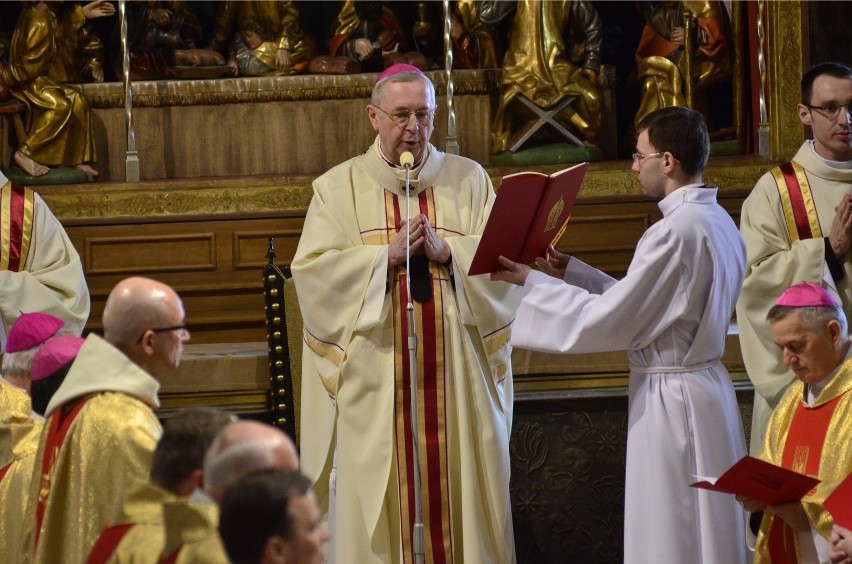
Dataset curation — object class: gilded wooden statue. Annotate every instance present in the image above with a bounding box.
[0,1,113,178]
[483,0,604,154]
[633,1,733,130]
[211,0,315,77]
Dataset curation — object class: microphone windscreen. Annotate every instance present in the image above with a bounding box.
[400,151,414,169]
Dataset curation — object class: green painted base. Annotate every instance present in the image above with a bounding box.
[490,142,604,166]
[3,165,93,185]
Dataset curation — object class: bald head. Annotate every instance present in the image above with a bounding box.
[203,420,299,503]
[102,277,189,378]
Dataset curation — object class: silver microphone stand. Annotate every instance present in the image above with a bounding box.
[401,152,425,564]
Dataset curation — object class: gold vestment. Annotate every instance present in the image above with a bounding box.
[161,499,228,564]
[24,334,162,564]
[0,380,41,563]
[754,358,852,563]
[88,482,176,563]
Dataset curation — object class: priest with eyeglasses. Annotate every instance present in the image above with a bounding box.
[292,64,520,563]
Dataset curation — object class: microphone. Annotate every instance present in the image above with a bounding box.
[400,151,414,193]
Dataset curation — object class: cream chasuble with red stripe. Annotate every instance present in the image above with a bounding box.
[293,138,520,564]
[0,174,90,343]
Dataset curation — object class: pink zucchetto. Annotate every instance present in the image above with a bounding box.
[375,63,425,85]
[30,335,85,382]
[774,282,838,308]
[5,312,64,353]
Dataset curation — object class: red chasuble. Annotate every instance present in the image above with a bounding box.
[767,393,843,562]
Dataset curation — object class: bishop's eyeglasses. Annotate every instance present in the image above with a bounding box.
[374,106,436,128]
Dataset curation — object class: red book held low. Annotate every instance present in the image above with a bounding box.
[468,162,588,276]
[690,455,820,507]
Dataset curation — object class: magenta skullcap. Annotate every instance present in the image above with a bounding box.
[774,282,838,307]
[375,63,425,85]
[5,312,63,353]
[30,335,84,382]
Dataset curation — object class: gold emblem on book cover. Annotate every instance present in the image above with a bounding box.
[545,196,564,231]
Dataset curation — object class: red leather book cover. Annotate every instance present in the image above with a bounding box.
[468,162,587,276]
[690,455,820,506]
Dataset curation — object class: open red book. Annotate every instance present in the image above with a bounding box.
[825,471,852,529]
[468,162,588,276]
[690,455,820,507]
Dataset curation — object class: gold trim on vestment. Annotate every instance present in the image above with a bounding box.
[794,163,822,238]
[0,183,11,271]
[770,161,822,243]
[302,329,344,396]
[20,187,34,270]
[770,166,800,243]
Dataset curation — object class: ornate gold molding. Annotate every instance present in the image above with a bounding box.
[764,1,805,161]
[39,176,314,219]
[79,69,499,108]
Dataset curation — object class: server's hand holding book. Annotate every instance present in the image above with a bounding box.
[468,163,588,276]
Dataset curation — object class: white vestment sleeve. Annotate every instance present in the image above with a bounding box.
[563,257,617,293]
[512,227,688,354]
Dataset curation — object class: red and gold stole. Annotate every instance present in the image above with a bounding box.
[767,393,844,563]
[160,548,181,564]
[35,397,89,548]
[86,524,136,564]
[0,182,34,272]
[383,187,453,564]
[771,161,823,243]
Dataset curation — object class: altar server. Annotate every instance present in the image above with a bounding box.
[494,106,748,564]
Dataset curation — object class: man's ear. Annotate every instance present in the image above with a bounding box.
[828,319,843,347]
[662,151,677,174]
[797,103,813,127]
[366,105,380,133]
[264,535,288,564]
[174,469,204,498]
[139,330,156,355]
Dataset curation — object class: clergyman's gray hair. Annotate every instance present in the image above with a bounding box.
[371,70,435,107]
[766,303,848,336]
[2,347,38,377]
[203,440,276,497]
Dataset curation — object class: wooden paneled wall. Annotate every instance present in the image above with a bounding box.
[65,211,305,344]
